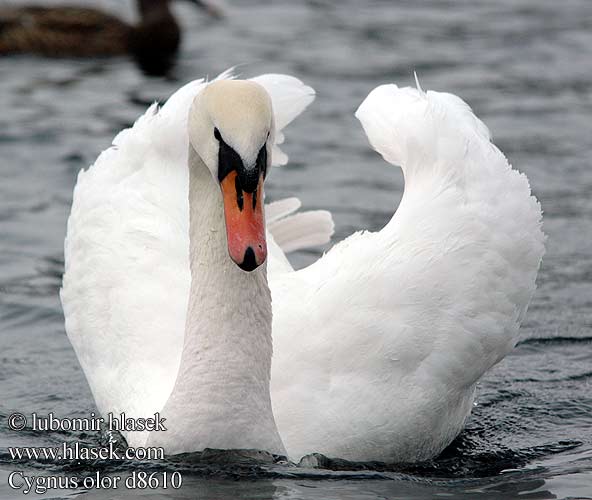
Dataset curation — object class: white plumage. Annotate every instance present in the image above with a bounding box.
[270,83,545,461]
[61,71,544,463]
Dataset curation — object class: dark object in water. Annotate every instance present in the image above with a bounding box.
[0,0,222,76]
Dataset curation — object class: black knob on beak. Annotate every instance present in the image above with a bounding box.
[238,247,258,272]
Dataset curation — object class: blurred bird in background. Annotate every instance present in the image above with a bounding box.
[0,0,223,76]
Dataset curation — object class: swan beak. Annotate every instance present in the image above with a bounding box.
[220,170,267,272]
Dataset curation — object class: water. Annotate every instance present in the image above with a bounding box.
[1,0,591,498]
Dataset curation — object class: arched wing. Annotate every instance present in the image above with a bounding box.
[60,82,207,444]
[270,83,545,457]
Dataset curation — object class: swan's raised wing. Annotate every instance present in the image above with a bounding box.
[60,80,207,448]
[250,74,315,166]
[270,83,545,461]
[61,71,321,447]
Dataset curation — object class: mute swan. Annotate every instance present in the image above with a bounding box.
[0,0,222,75]
[61,71,545,463]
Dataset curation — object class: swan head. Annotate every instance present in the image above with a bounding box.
[188,80,273,272]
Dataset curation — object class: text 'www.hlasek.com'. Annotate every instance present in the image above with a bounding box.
[5,412,182,494]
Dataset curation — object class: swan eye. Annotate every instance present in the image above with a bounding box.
[256,143,268,179]
[214,128,222,141]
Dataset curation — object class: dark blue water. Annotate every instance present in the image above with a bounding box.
[1,0,591,498]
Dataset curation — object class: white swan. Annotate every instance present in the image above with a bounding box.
[61,71,545,463]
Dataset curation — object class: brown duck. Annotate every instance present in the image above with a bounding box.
[0,0,221,75]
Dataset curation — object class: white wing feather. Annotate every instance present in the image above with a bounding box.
[250,74,315,166]
[265,197,302,223]
[270,84,545,462]
[268,210,334,254]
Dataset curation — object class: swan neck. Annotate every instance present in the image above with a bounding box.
[153,147,284,455]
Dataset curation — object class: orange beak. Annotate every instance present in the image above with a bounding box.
[220,170,267,272]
